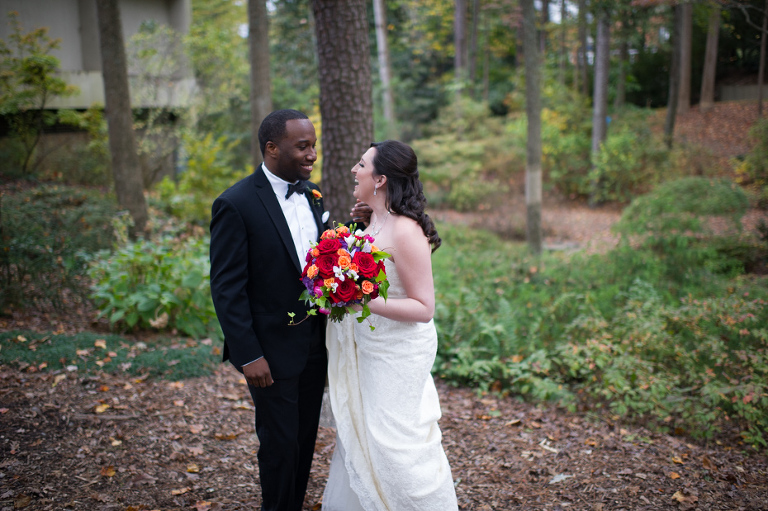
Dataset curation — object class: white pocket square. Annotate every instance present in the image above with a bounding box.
[322,211,330,223]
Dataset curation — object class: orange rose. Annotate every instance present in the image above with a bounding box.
[356,289,364,300]
[324,278,336,288]
[338,254,351,269]
[307,265,319,279]
[335,225,350,235]
[370,244,379,253]
[321,229,337,240]
[311,248,320,257]
[361,280,374,295]
[350,263,359,272]
[312,189,322,199]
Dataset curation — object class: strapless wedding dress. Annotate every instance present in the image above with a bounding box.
[322,260,457,511]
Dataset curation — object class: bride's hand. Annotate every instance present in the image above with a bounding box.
[350,304,363,312]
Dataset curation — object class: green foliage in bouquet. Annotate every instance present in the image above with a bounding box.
[154,132,249,225]
[0,185,116,310]
[88,235,222,340]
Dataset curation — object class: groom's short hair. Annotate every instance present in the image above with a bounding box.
[258,109,310,157]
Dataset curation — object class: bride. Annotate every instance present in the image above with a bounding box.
[322,140,458,510]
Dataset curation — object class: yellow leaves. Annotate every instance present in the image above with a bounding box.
[100,465,116,477]
[94,339,107,349]
[186,463,200,473]
[168,381,185,390]
[672,489,698,505]
[94,404,110,414]
[584,437,598,447]
[669,471,681,479]
[671,456,685,465]
[171,487,191,495]
[214,432,239,441]
[701,455,716,471]
[174,400,185,407]
[52,374,67,386]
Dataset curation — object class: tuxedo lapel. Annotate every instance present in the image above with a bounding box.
[303,190,325,241]
[252,167,303,272]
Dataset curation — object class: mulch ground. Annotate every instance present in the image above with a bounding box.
[2,101,768,510]
[1,365,766,511]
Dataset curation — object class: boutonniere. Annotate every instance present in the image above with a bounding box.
[309,189,323,207]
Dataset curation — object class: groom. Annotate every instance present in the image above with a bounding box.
[209,109,328,510]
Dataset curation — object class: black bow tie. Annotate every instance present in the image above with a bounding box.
[285,181,307,199]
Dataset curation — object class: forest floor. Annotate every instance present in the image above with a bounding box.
[1,101,767,511]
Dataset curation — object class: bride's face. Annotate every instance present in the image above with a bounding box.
[352,147,380,201]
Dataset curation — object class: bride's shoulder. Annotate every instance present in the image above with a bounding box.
[391,215,429,245]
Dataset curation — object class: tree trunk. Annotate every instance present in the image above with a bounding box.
[577,0,589,97]
[373,0,396,136]
[759,0,768,117]
[615,40,628,109]
[454,0,468,91]
[521,0,543,255]
[589,9,610,207]
[312,0,374,223]
[540,0,549,54]
[699,5,720,112]
[665,5,682,148]
[95,0,148,237]
[559,0,567,86]
[677,1,692,115]
[249,0,273,165]
[468,0,480,92]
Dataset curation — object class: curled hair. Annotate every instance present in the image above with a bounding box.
[258,109,309,157]
[371,140,441,252]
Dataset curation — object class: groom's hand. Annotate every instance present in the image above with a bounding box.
[350,200,372,227]
[243,358,273,387]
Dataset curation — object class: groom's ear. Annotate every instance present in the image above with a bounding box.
[264,140,279,161]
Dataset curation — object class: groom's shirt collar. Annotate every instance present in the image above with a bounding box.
[262,163,297,198]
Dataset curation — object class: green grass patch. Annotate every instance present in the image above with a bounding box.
[0,330,219,381]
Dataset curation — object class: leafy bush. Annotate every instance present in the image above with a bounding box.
[431,222,768,448]
[0,185,116,309]
[154,132,249,224]
[613,177,750,281]
[88,235,222,340]
[734,118,768,208]
[413,98,515,211]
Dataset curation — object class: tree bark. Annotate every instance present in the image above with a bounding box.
[589,8,610,207]
[95,0,148,237]
[468,0,480,92]
[521,0,543,255]
[559,0,567,86]
[665,5,682,148]
[615,40,628,109]
[699,5,720,112]
[454,0,468,91]
[577,0,589,97]
[249,0,273,165]
[312,0,374,223]
[677,1,692,115]
[758,0,768,117]
[373,0,396,136]
[540,0,550,54]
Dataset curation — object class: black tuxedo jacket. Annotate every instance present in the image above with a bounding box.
[209,166,328,379]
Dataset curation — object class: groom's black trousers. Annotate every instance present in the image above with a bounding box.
[247,335,327,511]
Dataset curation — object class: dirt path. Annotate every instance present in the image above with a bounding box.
[1,366,766,511]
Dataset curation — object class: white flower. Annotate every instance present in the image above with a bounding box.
[333,266,345,280]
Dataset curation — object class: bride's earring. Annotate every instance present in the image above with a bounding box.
[373,186,377,196]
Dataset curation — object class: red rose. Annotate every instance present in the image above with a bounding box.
[331,277,357,304]
[316,254,337,278]
[317,238,342,254]
[352,252,378,278]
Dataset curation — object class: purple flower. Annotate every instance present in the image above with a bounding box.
[318,307,330,315]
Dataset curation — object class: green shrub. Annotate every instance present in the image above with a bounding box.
[88,235,222,340]
[613,177,750,281]
[154,132,249,224]
[431,222,768,448]
[734,118,768,208]
[0,185,116,309]
[0,330,218,381]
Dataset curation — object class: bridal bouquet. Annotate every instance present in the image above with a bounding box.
[296,224,389,324]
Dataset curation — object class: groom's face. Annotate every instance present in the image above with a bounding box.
[272,119,317,183]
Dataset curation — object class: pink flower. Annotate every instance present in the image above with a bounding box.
[319,308,331,315]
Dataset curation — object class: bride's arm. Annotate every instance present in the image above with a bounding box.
[367,218,435,323]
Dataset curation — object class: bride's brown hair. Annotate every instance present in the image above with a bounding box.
[371,140,441,252]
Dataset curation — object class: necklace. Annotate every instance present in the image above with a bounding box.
[370,211,391,237]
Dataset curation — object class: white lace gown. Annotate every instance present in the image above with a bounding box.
[322,260,458,511]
